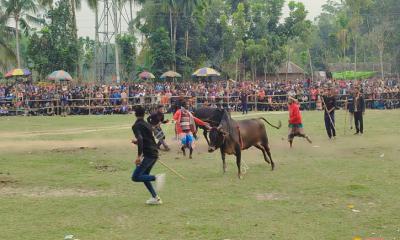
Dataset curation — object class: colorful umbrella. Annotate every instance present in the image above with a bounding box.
[192,67,220,77]
[160,70,182,79]
[5,68,31,78]
[48,70,73,81]
[139,71,155,80]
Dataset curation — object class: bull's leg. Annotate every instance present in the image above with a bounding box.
[255,144,271,165]
[263,143,275,171]
[220,148,227,173]
[203,129,210,145]
[235,145,242,179]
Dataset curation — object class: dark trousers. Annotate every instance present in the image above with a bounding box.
[131,156,157,198]
[242,102,248,114]
[354,111,363,134]
[324,112,336,138]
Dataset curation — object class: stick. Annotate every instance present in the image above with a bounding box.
[344,97,348,135]
[321,96,336,132]
[158,160,186,180]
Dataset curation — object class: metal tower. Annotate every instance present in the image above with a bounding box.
[95,0,133,83]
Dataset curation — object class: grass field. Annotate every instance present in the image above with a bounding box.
[1,110,400,240]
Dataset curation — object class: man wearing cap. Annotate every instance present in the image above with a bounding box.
[131,106,165,205]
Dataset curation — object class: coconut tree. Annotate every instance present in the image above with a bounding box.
[0,11,16,68]
[2,0,38,68]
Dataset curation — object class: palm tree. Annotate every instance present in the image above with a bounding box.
[2,0,38,68]
[0,10,16,69]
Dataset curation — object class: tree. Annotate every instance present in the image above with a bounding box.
[116,33,137,81]
[369,21,393,79]
[336,13,349,62]
[27,0,79,79]
[147,27,173,76]
[232,2,249,80]
[0,11,16,68]
[2,0,39,68]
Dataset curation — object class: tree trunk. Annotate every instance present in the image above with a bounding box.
[129,0,133,22]
[264,58,267,81]
[235,58,238,81]
[70,0,80,80]
[15,16,21,68]
[308,48,314,84]
[94,4,99,82]
[173,12,177,71]
[354,36,357,74]
[169,7,173,70]
[185,30,189,58]
[380,49,384,79]
[113,0,120,83]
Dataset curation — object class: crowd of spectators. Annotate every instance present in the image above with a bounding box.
[0,77,399,116]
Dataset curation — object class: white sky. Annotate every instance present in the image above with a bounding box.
[76,0,329,38]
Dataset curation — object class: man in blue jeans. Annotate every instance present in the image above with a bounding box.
[131,106,165,205]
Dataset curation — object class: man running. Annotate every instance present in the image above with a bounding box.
[173,101,210,159]
[147,105,170,151]
[131,106,165,205]
[287,96,312,148]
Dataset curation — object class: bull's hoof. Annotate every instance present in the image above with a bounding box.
[271,163,275,171]
[238,174,243,179]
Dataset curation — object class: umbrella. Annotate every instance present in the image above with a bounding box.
[5,68,31,78]
[192,67,220,77]
[48,70,73,81]
[160,70,182,79]
[139,71,155,80]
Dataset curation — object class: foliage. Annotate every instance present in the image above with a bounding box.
[116,33,137,81]
[147,27,173,77]
[333,71,376,80]
[27,0,79,79]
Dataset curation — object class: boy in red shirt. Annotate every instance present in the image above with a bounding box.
[288,96,312,148]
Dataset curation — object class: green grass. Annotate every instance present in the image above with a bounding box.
[1,111,400,240]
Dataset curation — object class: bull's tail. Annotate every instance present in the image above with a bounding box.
[259,117,282,129]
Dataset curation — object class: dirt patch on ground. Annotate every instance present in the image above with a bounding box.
[255,193,287,201]
[0,139,129,153]
[0,125,131,139]
[51,146,98,153]
[94,164,117,172]
[0,187,113,197]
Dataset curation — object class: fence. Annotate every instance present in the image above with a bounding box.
[0,92,399,116]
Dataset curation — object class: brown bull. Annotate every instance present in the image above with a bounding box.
[208,110,281,178]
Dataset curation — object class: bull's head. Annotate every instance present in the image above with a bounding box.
[208,125,228,152]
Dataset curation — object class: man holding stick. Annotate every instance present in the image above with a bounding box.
[131,106,165,205]
[322,88,337,139]
[352,88,365,135]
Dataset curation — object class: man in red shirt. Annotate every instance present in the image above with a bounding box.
[288,96,312,148]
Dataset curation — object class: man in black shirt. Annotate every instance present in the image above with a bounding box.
[322,88,336,139]
[147,105,170,151]
[240,90,248,114]
[352,88,365,135]
[131,106,165,205]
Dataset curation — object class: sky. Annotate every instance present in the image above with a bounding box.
[76,0,329,38]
